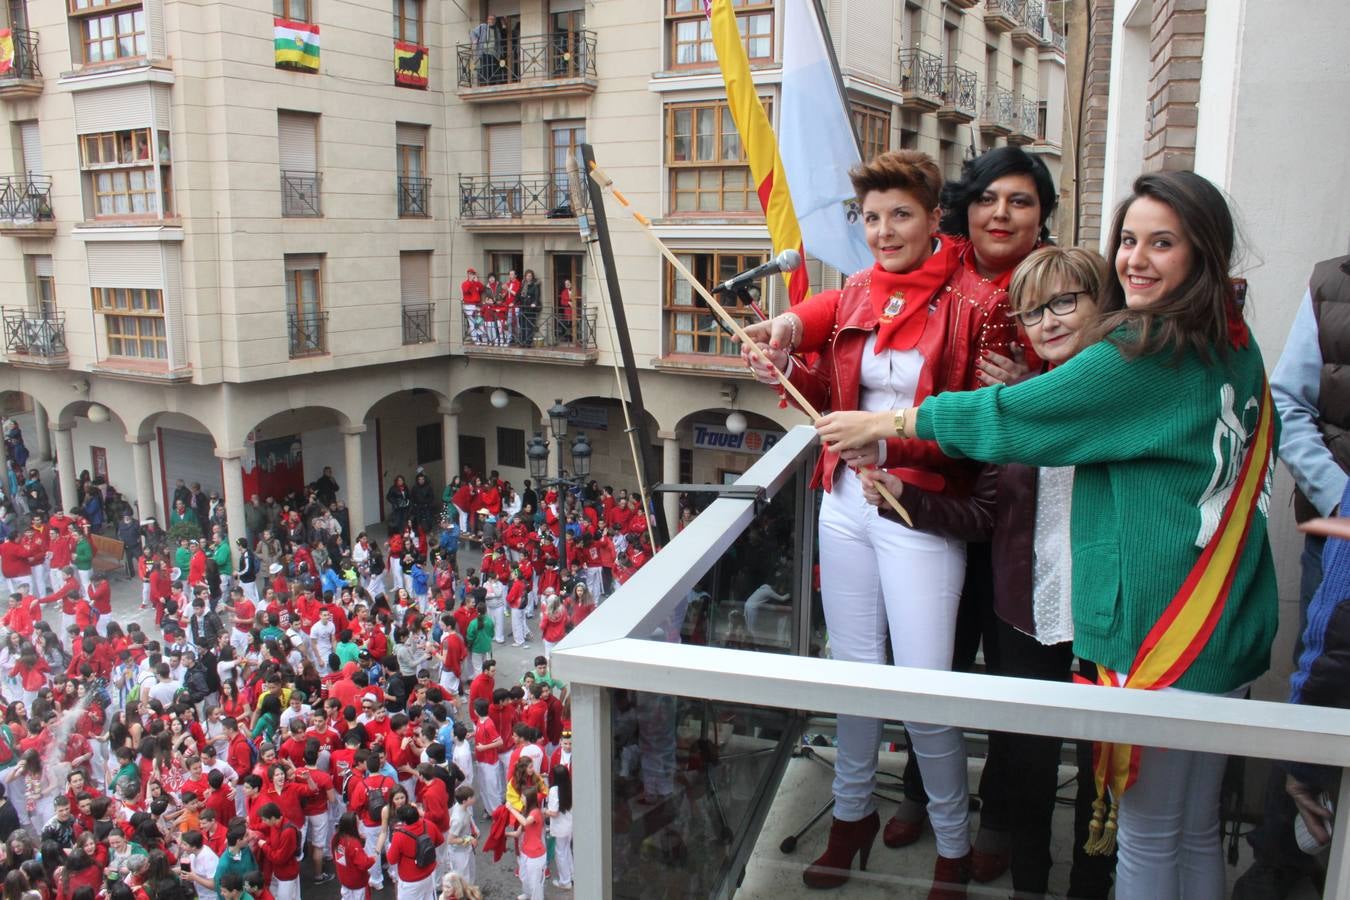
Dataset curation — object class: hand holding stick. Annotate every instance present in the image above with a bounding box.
[587,161,911,526]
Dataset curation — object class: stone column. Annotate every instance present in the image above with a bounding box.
[340,424,367,535]
[439,403,460,484]
[659,429,680,535]
[128,437,157,522]
[32,404,51,461]
[53,423,77,515]
[216,448,246,546]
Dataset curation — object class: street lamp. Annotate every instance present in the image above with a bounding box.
[548,399,570,440]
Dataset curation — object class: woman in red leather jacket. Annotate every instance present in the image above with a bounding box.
[740,149,1025,896]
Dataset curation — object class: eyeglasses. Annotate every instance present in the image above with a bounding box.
[1007,290,1090,326]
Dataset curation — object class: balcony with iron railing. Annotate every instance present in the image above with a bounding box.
[551,425,1350,898]
[456,30,597,102]
[1009,95,1040,144]
[281,170,321,217]
[287,310,327,357]
[2,308,66,367]
[401,302,434,345]
[979,86,1017,136]
[896,48,943,112]
[460,306,598,364]
[0,175,54,236]
[457,173,587,231]
[397,175,431,218]
[0,29,41,99]
[1012,0,1046,48]
[985,0,1023,33]
[935,65,978,124]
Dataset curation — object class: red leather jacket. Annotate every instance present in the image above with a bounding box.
[784,240,1018,494]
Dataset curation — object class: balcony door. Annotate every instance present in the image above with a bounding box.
[549,122,584,211]
[486,123,521,215]
[550,8,583,75]
[489,251,523,282]
[7,0,26,32]
[29,255,54,317]
[551,252,583,312]
[19,121,41,176]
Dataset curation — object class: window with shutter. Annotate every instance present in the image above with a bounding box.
[486,124,521,179]
[278,111,320,217]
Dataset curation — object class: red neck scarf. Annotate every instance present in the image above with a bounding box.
[869,239,961,353]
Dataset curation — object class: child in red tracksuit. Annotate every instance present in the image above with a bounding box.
[332,812,376,900]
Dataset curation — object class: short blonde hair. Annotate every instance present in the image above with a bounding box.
[1008,246,1109,314]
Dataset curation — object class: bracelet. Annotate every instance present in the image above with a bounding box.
[893,408,908,440]
[784,314,801,350]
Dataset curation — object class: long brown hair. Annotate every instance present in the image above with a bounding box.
[1087,171,1239,363]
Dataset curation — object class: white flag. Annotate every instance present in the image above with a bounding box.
[780,0,873,276]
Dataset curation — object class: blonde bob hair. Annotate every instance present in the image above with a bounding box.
[1008,246,1112,315]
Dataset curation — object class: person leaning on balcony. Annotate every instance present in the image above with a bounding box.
[470,14,499,86]
[557,280,575,344]
[738,149,1024,896]
[1234,253,1350,900]
[520,270,541,346]
[460,268,485,344]
[815,170,1279,900]
[863,246,1119,900]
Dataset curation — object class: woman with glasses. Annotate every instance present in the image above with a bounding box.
[864,246,1118,899]
[819,171,1277,900]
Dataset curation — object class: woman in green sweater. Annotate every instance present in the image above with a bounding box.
[817,171,1277,900]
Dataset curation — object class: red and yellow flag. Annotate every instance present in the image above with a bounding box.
[708,0,808,306]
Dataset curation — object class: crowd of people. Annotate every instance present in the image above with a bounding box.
[459,269,584,348]
[0,455,681,900]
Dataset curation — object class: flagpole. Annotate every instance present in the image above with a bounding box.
[808,0,864,161]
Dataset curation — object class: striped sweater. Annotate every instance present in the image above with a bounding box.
[915,334,1278,693]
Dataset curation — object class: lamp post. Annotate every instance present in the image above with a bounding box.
[528,399,593,586]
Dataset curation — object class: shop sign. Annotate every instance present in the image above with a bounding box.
[691,423,783,455]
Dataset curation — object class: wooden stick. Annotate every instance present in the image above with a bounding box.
[587,161,912,527]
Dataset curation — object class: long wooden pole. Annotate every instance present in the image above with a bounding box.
[587,161,912,527]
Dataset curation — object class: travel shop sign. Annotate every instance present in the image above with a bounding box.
[691,423,784,455]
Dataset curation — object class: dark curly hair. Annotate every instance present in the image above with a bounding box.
[939,146,1057,241]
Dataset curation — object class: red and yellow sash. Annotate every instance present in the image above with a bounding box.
[1080,380,1275,855]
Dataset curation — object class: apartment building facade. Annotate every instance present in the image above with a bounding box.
[0,0,1067,537]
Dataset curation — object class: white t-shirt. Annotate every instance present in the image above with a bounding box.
[189,846,219,900]
[547,786,572,838]
[452,740,474,788]
[310,620,336,661]
[148,679,182,707]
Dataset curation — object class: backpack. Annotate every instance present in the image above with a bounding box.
[396,826,437,869]
[364,776,391,820]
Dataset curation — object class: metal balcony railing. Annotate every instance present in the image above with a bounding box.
[461,307,597,351]
[397,175,431,217]
[1,29,40,81]
[551,425,1350,898]
[456,29,597,89]
[287,310,327,357]
[280,170,321,217]
[457,173,587,220]
[401,302,434,344]
[939,65,978,117]
[1051,30,1067,52]
[1024,0,1047,39]
[0,175,53,223]
[986,0,1024,22]
[1019,96,1040,137]
[897,48,944,100]
[3,308,65,358]
[981,86,1017,131]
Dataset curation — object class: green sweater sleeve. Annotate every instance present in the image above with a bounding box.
[914,340,1186,467]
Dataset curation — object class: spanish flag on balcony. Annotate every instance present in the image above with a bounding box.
[394,41,429,88]
[274,19,319,72]
[709,0,807,306]
[0,30,14,75]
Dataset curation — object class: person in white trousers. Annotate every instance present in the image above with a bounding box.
[546,766,574,889]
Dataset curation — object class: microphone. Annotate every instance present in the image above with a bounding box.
[711,249,802,295]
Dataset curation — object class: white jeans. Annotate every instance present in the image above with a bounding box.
[1114,685,1243,900]
[359,821,385,888]
[241,580,259,603]
[510,607,529,645]
[476,760,503,815]
[518,852,546,900]
[488,603,506,643]
[553,832,573,885]
[269,877,299,900]
[447,843,475,884]
[818,469,970,857]
[396,874,435,900]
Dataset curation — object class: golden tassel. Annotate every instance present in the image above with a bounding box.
[1082,794,1118,856]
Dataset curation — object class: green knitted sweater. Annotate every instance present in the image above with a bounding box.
[916,336,1278,694]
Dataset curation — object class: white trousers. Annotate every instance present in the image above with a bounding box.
[241,580,259,603]
[488,603,506,643]
[1114,685,1243,900]
[270,877,300,900]
[553,832,573,885]
[395,874,435,900]
[510,607,529,645]
[5,574,30,597]
[359,821,385,888]
[476,761,503,815]
[447,843,475,884]
[518,852,546,900]
[818,470,970,857]
[584,567,604,601]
